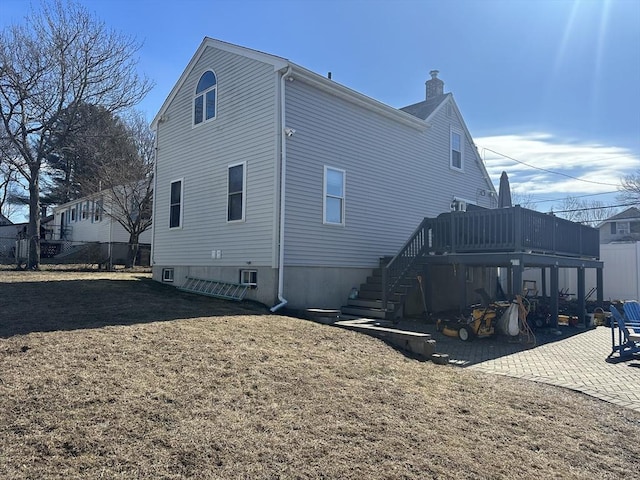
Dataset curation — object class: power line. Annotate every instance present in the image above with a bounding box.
[481,147,622,187]
[533,190,620,204]
[549,201,638,214]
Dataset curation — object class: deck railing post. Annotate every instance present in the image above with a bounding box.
[449,213,457,253]
[513,206,523,251]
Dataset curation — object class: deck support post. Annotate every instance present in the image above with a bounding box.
[577,266,586,326]
[550,265,559,329]
[511,258,523,298]
[596,268,604,305]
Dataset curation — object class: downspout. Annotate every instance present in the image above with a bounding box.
[270,65,293,312]
[150,118,161,267]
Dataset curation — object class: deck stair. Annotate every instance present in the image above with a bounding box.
[179,276,248,301]
[340,257,419,321]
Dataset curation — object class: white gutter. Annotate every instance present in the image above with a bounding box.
[270,66,293,313]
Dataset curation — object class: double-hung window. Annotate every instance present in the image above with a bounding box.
[615,221,630,235]
[324,166,345,225]
[194,70,217,125]
[227,162,246,222]
[450,129,463,170]
[169,179,183,228]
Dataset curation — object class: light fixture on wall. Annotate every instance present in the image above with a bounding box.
[284,127,296,137]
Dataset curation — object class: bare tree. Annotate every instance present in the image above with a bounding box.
[619,171,640,206]
[511,191,537,210]
[91,111,154,268]
[0,0,152,269]
[554,196,619,227]
[0,162,20,221]
[0,130,20,220]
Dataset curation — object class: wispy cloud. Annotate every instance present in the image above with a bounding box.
[475,133,640,205]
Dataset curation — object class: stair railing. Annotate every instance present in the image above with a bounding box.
[382,217,432,311]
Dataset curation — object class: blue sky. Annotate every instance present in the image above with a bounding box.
[2,0,639,216]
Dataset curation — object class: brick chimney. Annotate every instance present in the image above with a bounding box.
[426,70,444,99]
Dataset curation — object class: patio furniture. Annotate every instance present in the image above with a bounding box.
[608,305,640,358]
[623,301,640,333]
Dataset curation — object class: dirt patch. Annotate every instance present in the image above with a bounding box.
[1,270,638,479]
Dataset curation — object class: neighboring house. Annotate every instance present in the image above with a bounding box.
[0,215,23,263]
[150,37,503,311]
[598,207,640,243]
[48,190,152,266]
[599,207,640,301]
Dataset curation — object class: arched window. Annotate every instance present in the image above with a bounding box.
[194,70,217,125]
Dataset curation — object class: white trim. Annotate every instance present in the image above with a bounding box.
[323,166,346,226]
[151,38,428,132]
[450,127,464,172]
[169,177,184,230]
[425,96,495,196]
[226,161,246,223]
[292,66,428,131]
[240,269,258,287]
[162,267,175,282]
[616,221,631,235]
[193,69,218,127]
[152,37,288,129]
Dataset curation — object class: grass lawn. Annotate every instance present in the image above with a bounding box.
[1,268,639,479]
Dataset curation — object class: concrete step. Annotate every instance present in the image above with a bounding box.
[334,318,436,358]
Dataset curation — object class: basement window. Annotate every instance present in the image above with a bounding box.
[240,269,257,288]
[162,268,174,283]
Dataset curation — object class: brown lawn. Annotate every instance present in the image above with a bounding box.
[0,267,639,479]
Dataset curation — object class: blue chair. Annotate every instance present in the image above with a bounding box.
[623,301,640,333]
[609,305,640,358]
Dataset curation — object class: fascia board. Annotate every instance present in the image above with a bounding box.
[151,37,288,129]
[445,95,497,197]
[290,65,430,131]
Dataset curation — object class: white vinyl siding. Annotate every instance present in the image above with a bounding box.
[53,194,151,245]
[283,80,492,268]
[323,166,345,225]
[152,45,278,267]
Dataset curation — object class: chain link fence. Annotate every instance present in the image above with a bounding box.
[7,237,150,267]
